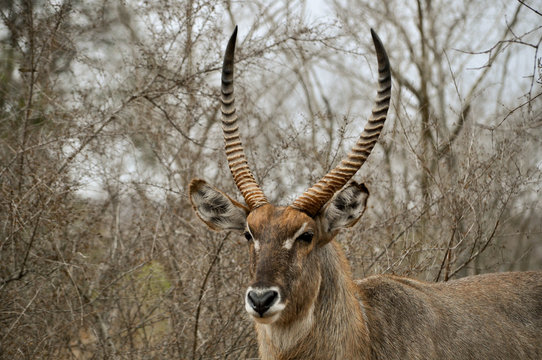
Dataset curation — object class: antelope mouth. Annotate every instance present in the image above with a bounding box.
[245,286,286,324]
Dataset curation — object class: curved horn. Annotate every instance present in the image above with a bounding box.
[221,26,268,209]
[291,29,392,216]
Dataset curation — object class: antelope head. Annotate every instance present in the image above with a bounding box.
[189,27,391,326]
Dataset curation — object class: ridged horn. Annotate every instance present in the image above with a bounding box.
[221,26,268,210]
[291,29,392,216]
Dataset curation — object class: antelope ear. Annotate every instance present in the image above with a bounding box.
[317,182,369,234]
[188,179,249,231]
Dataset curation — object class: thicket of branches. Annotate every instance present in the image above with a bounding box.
[0,0,540,358]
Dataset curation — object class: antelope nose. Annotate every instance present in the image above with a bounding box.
[247,290,278,317]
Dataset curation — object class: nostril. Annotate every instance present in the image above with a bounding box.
[261,290,277,308]
[247,291,257,308]
[247,290,279,317]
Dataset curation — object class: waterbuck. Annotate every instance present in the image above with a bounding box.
[188,26,542,360]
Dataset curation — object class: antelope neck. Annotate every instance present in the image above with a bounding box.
[256,241,370,359]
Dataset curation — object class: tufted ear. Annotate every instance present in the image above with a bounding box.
[316,182,369,238]
[188,179,249,231]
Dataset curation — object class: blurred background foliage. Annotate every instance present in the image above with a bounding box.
[0,0,540,358]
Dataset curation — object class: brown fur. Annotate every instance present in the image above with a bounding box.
[255,241,371,360]
[257,235,542,360]
[188,180,542,359]
[188,26,541,359]
[358,271,542,359]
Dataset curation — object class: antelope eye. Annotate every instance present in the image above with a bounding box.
[244,231,253,241]
[296,232,313,244]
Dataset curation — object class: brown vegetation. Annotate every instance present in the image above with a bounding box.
[1,0,541,359]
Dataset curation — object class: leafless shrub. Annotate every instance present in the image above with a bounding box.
[0,0,540,358]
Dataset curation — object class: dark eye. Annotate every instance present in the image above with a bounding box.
[244,231,252,242]
[296,232,313,244]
